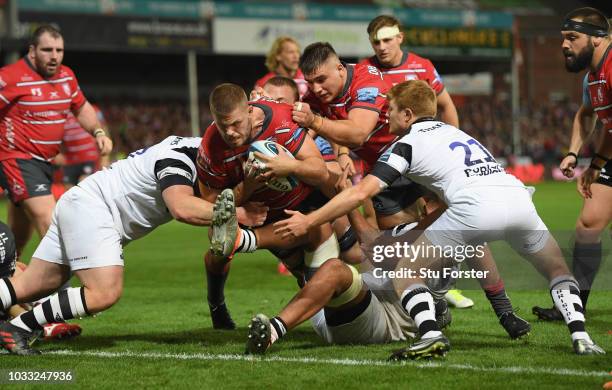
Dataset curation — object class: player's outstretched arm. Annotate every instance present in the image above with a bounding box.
[162,185,214,226]
[74,101,113,156]
[274,174,382,238]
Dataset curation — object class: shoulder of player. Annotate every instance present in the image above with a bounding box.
[356,57,376,67]
[350,62,387,87]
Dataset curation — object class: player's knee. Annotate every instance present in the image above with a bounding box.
[87,285,123,312]
[326,263,362,308]
[576,213,607,235]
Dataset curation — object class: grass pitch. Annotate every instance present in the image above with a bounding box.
[1,181,611,389]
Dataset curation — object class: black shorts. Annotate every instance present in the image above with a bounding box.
[0,158,53,203]
[596,160,612,187]
[63,162,96,186]
[372,176,425,216]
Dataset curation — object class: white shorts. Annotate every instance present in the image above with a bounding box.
[311,290,416,344]
[33,186,124,270]
[424,186,549,256]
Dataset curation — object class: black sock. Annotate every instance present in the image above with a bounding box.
[207,269,229,308]
[484,281,513,318]
[572,242,602,311]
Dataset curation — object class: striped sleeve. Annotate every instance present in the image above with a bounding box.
[370,142,412,186]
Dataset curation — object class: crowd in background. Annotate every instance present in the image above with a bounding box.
[99,94,586,167]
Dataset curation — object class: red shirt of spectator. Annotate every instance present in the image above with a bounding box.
[62,105,104,165]
[197,98,311,221]
[304,62,396,171]
[0,58,86,161]
[360,52,445,95]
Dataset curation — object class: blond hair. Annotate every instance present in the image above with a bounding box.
[387,80,437,118]
[265,36,300,73]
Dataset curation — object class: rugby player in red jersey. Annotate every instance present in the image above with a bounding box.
[360,15,459,128]
[0,25,112,258]
[197,83,335,329]
[533,7,612,322]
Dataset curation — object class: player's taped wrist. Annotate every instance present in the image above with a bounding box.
[310,114,324,132]
[93,128,107,138]
[338,147,350,157]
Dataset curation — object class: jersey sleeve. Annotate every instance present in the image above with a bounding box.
[0,67,18,110]
[582,74,591,108]
[314,136,336,162]
[66,68,86,112]
[370,141,412,187]
[349,67,387,114]
[278,126,307,155]
[424,59,445,95]
[154,149,198,192]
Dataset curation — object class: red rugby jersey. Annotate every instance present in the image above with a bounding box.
[62,105,104,165]
[0,58,86,161]
[255,69,309,99]
[303,62,396,171]
[360,52,445,94]
[586,45,612,141]
[197,98,312,220]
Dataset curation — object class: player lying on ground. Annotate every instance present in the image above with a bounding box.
[0,135,267,355]
[275,80,605,358]
[241,174,529,357]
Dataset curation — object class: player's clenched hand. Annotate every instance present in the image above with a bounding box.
[237,202,268,227]
[254,149,297,180]
[292,102,315,128]
[273,210,309,238]
[577,167,599,199]
[560,155,577,178]
[96,134,113,156]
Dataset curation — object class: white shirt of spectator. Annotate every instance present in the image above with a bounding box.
[79,135,200,242]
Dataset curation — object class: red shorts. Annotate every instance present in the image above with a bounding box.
[0,159,53,203]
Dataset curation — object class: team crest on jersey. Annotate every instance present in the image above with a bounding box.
[62,83,71,96]
[356,87,379,104]
[597,86,604,104]
[0,76,5,89]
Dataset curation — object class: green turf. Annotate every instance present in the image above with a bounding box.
[1,181,611,389]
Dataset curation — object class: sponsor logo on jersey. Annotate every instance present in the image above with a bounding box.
[62,83,71,96]
[356,87,379,103]
[405,74,418,81]
[34,184,48,192]
[0,76,5,89]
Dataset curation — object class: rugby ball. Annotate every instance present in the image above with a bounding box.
[247,140,299,192]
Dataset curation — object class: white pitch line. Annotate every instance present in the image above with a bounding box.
[48,350,610,378]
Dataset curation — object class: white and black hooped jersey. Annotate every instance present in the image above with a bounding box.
[78,136,200,242]
[370,119,524,205]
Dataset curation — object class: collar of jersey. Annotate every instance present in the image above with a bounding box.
[23,56,57,80]
[593,42,612,74]
[406,117,437,133]
[335,62,354,102]
[248,101,274,140]
[373,51,409,70]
